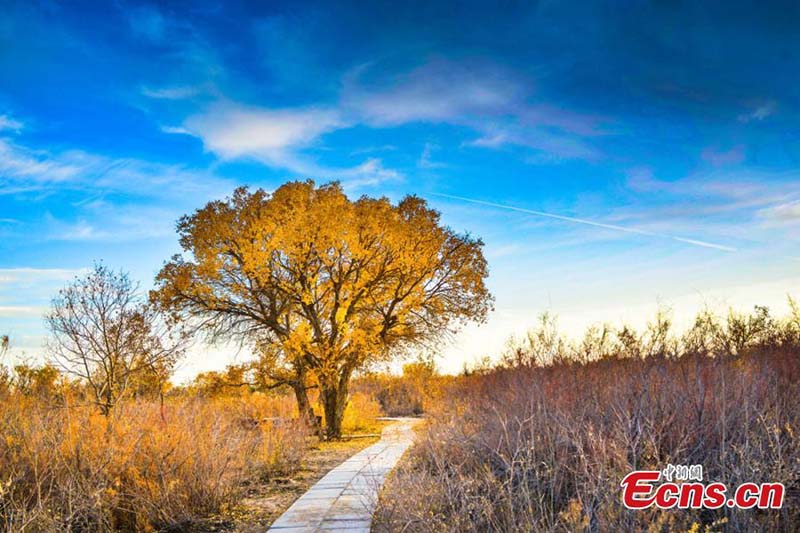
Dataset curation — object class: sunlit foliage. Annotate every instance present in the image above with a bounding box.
[152,180,492,438]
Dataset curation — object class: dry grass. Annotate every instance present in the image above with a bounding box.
[0,393,308,532]
[375,306,800,532]
[0,366,385,532]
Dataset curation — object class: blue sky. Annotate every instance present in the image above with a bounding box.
[1,0,799,378]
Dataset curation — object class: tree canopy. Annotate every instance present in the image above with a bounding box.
[152,180,493,437]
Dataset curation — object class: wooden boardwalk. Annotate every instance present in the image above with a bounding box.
[268,418,420,532]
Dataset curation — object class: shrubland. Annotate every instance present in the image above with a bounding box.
[374,303,800,532]
[0,370,308,532]
[0,359,394,532]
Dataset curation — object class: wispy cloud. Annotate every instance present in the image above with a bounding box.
[342,58,608,161]
[0,268,87,284]
[738,101,776,123]
[625,167,800,218]
[432,193,738,252]
[467,124,602,162]
[126,4,167,43]
[701,145,745,166]
[757,201,800,227]
[417,143,446,169]
[0,138,231,199]
[0,306,46,318]
[0,136,237,243]
[141,85,202,100]
[38,198,215,243]
[342,59,526,126]
[0,139,85,186]
[0,115,23,132]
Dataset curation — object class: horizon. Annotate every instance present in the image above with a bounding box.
[1,0,799,381]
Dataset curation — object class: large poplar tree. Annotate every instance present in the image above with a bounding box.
[152,180,492,438]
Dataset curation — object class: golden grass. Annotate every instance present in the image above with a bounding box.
[0,393,308,531]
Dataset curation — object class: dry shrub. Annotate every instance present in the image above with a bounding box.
[376,381,424,416]
[0,393,308,531]
[357,361,439,417]
[375,307,800,532]
[342,392,383,433]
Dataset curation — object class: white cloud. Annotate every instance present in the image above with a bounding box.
[160,125,192,135]
[738,101,776,123]
[162,58,609,181]
[45,201,219,242]
[0,137,237,242]
[618,167,800,249]
[50,219,104,241]
[338,158,402,189]
[180,101,402,188]
[518,105,606,137]
[485,243,523,259]
[626,167,800,206]
[467,132,512,149]
[0,115,23,132]
[433,192,738,252]
[183,102,343,159]
[757,201,800,226]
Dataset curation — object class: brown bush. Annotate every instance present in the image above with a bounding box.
[375,306,800,532]
[356,360,439,417]
[376,381,424,416]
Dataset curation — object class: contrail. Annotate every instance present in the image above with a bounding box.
[430,192,738,253]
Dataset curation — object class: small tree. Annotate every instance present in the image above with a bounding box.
[153,181,493,438]
[47,264,185,415]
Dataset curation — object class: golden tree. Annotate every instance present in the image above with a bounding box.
[152,181,492,438]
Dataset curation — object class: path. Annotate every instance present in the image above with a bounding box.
[268,417,421,532]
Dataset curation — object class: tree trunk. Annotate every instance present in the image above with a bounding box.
[291,381,321,437]
[321,368,352,440]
